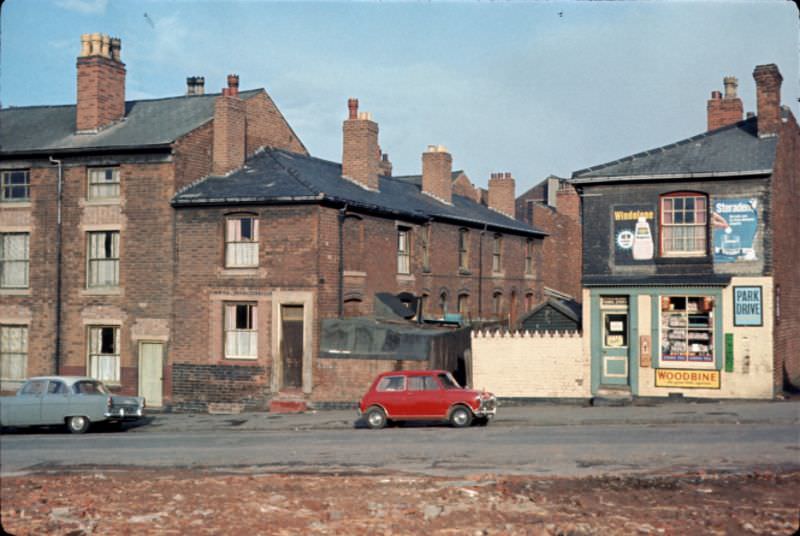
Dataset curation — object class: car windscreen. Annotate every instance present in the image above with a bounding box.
[438,373,461,389]
[72,380,110,395]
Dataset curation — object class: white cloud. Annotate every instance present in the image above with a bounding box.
[55,0,108,15]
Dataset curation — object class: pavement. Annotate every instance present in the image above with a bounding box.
[131,399,800,434]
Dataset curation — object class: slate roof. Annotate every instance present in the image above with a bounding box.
[0,90,262,154]
[392,170,466,187]
[571,116,778,184]
[173,148,545,237]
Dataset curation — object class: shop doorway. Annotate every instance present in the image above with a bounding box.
[599,296,630,386]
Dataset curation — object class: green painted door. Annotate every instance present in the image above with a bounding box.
[600,297,630,386]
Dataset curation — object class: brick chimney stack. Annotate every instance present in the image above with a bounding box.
[342,98,380,191]
[76,33,126,132]
[488,172,515,217]
[706,76,743,131]
[422,145,453,204]
[753,64,783,137]
[212,74,246,176]
[186,76,205,96]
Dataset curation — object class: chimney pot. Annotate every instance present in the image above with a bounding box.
[80,34,91,57]
[100,34,111,58]
[711,91,722,99]
[723,76,738,98]
[746,111,755,119]
[348,98,359,120]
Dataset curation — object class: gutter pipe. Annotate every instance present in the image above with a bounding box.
[49,156,63,375]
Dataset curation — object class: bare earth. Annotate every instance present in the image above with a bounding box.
[1,468,798,535]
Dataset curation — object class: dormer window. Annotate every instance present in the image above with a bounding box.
[660,193,707,257]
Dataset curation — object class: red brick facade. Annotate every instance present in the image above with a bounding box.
[707,77,743,131]
[516,179,582,300]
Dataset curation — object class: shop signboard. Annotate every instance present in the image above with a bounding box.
[713,198,758,263]
[613,204,656,265]
[733,286,762,326]
[655,369,721,389]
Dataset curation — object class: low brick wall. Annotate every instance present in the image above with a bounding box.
[471,330,589,398]
[171,363,270,413]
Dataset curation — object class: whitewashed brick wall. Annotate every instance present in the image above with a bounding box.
[471,330,589,398]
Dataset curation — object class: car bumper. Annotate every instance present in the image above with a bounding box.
[105,407,144,420]
[474,397,497,418]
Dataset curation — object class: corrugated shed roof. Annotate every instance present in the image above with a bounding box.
[571,117,778,183]
[0,90,261,154]
[173,148,545,236]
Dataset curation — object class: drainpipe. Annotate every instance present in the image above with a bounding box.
[337,204,348,318]
[49,156,63,375]
[478,223,487,320]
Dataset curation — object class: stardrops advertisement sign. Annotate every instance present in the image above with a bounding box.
[713,198,758,263]
[613,205,656,265]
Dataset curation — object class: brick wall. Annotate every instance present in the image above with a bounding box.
[76,56,125,131]
[312,358,423,402]
[471,330,588,398]
[212,95,246,176]
[770,110,800,390]
[171,363,270,413]
[529,203,582,299]
[244,92,308,156]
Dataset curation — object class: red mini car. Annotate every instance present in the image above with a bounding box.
[358,370,497,429]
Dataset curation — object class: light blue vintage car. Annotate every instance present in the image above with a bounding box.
[0,376,145,433]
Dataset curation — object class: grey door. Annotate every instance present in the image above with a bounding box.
[280,305,304,389]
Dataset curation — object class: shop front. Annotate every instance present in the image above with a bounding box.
[587,278,773,399]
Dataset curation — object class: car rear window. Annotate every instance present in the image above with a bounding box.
[376,375,406,392]
[73,381,109,395]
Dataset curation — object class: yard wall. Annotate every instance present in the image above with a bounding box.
[471,330,589,398]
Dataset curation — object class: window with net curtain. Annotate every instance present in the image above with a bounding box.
[87,167,120,200]
[88,326,119,383]
[492,234,503,272]
[397,227,410,274]
[458,228,469,270]
[87,231,119,287]
[0,325,27,381]
[224,303,257,358]
[0,233,29,288]
[660,193,708,256]
[226,217,259,268]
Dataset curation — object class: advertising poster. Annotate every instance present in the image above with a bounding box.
[712,198,758,263]
[733,286,763,326]
[613,204,656,265]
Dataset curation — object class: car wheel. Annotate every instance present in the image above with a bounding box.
[365,407,387,430]
[449,405,473,428]
[66,416,90,434]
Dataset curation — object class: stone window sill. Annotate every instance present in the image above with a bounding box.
[218,267,266,277]
[0,201,31,209]
[0,288,31,296]
[82,287,122,296]
[396,274,415,283]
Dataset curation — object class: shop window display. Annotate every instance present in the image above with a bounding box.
[660,296,714,365]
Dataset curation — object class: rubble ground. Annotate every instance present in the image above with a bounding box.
[1,468,798,535]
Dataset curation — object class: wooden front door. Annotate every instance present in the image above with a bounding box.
[139,342,163,407]
[280,305,304,389]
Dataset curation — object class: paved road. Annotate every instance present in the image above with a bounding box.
[2,402,798,477]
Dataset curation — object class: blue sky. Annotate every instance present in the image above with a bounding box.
[1,0,797,193]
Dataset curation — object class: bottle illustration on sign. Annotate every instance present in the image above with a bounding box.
[632,217,654,260]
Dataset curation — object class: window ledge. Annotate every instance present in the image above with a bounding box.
[218,267,266,277]
[458,268,472,276]
[84,199,121,206]
[0,201,31,208]
[396,274,415,282]
[0,288,31,296]
[223,356,259,361]
[491,271,506,278]
[343,270,367,277]
[82,287,123,296]
[524,274,536,280]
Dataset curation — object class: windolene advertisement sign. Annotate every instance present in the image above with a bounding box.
[713,198,758,263]
[613,204,656,265]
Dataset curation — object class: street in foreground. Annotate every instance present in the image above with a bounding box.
[1,468,798,535]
